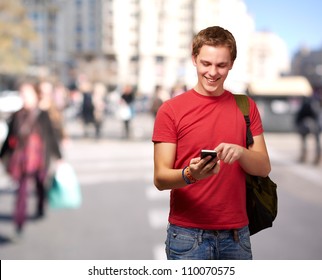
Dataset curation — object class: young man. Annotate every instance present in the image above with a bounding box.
[152,26,271,260]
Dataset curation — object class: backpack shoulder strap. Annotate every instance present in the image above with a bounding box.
[234,94,250,115]
[233,94,254,148]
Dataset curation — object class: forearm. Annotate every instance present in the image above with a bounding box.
[239,147,271,177]
[154,168,188,191]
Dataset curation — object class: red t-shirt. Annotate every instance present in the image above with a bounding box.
[152,89,264,230]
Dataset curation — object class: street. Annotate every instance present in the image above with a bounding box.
[0,113,322,260]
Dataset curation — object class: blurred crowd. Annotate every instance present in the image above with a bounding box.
[0,73,189,236]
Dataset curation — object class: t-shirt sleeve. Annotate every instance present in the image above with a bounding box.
[248,97,264,136]
[152,102,177,143]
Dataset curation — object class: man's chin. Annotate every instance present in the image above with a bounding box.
[203,83,222,95]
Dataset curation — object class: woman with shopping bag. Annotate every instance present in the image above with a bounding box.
[0,80,62,234]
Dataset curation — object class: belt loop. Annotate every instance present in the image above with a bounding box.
[198,229,203,244]
[232,229,239,243]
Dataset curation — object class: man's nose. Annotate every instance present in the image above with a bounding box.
[208,66,217,76]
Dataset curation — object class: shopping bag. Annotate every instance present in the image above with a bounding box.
[118,103,132,120]
[48,162,82,209]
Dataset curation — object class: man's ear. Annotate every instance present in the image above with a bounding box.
[229,61,234,70]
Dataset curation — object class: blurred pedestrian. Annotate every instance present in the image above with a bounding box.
[0,81,62,234]
[170,82,187,98]
[150,85,164,118]
[92,82,107,139]
[79,79,95,138]
[152,26,271,260]
[120,84,135,139]
[295,96,321,164]
[37,80,68,145]
[52,81,70,112]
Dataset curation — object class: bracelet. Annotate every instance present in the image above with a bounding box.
[185,166,198,183]
[182,166,197,185]
[182,166,191,184]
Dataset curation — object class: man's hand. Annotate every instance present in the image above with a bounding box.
[215,143,244,164]
[188,155,220,180]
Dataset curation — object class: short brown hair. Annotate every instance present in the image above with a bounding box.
[192,26,237,62]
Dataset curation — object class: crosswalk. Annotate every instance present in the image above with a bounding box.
[67,137,170,259]
[1,129,322,259]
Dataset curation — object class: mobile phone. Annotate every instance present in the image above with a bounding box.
[200,149,217,159]
[201,150,218,167]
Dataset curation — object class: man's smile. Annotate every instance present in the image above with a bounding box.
[205,76,221,84]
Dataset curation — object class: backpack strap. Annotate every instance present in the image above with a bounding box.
[233,94,254,148]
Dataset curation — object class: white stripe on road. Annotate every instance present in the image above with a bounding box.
[146,185,169,259]
[148,208,168,229]
[145,185,170,200]
[153,244,166,260]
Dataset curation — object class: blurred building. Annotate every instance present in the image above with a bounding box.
[22,0,102,82]
[249,31,290,82]
[292,47,322,92]
[19,0,290,96]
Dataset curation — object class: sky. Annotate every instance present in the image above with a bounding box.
[244,0,322,56]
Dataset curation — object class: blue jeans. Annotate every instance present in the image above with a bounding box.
[165,224,252,260]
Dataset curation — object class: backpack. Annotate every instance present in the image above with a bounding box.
[234,94,278,235]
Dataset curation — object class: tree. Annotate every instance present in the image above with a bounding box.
[0,0,37,75]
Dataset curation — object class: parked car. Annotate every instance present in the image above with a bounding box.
[0,90,23,142]
[0,90,23,116]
